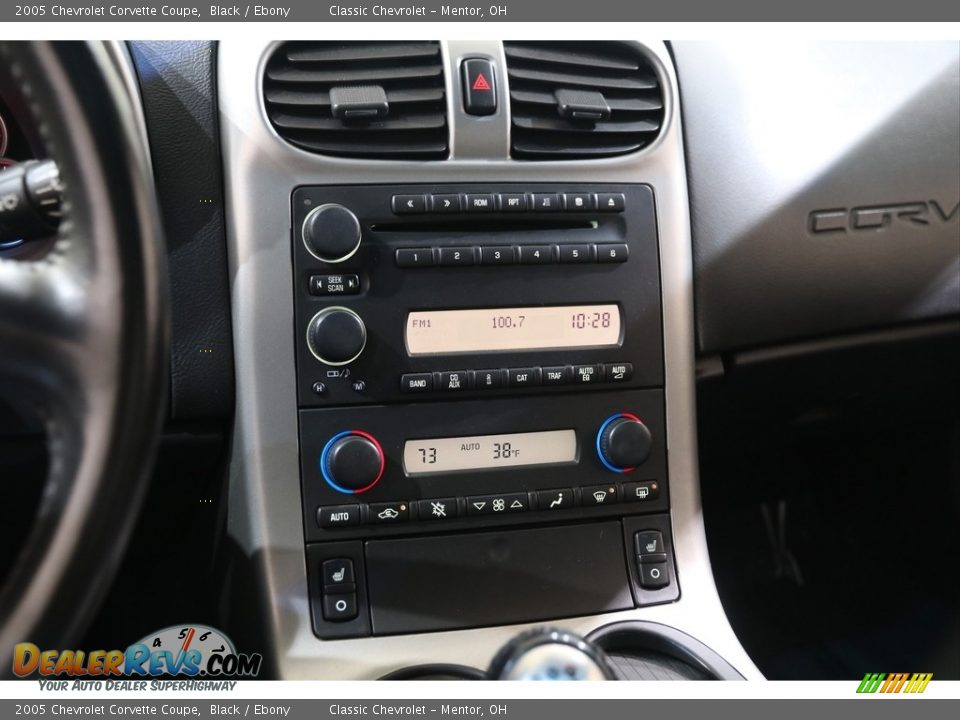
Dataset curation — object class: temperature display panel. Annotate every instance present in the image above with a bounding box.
[403,429,578,476]
[405,305,621,356]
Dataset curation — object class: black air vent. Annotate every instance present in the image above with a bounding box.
[263,41,448,160]
[504,42,664,160]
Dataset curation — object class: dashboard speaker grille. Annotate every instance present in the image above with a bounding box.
[504,42,664,160]
[263,41,448,160]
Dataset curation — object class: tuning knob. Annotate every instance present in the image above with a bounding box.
[320,431,385,494]
[596,413,652,473]
[306,306,367,366]
[301,203,362,263]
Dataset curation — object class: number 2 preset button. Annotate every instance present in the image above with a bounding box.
[438,247,475,266]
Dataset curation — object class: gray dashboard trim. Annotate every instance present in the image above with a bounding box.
[218,39,761,680]
[673,41,960,353]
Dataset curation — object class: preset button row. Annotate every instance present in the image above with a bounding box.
[401,363,634,393]
[392,192,625,215]
[395,243,629,268]
[317,480,661,529]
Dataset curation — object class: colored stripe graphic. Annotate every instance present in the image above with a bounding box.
[857,672,932,694]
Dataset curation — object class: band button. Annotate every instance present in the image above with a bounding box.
[400,373,433,393]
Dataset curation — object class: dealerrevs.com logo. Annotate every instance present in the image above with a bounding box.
[13,625,262,682]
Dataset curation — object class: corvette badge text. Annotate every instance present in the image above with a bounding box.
[809,199,959,234]
[13,625,262,686]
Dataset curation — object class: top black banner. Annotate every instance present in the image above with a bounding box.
[4,0,960,22]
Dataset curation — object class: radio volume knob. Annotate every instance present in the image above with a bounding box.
[306,307,367,366]
[596,413,652,472]
[321,431,385,494]
[301,203,362,263]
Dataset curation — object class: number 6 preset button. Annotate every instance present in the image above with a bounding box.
[438,246,475,266]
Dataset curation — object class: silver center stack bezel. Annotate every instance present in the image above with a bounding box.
[218,39,762,680]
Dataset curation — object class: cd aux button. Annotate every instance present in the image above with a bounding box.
[440,370,472,391]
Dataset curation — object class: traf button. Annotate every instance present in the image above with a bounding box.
[462,58,497,116]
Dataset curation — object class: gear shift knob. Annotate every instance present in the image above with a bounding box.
[487,627,616,680]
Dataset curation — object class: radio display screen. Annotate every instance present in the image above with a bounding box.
[405,304,621,355]
[403,429,578,475]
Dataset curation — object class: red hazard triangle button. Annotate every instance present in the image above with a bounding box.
[472,73,491,91]
[462,58,497,116]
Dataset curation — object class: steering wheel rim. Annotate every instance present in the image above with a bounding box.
[0,41,168,670]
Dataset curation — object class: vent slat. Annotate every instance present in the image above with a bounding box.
[270,112,446,132]
[510,89,663,113]
[505,42,664,160]
[286,42,440,63]
[513,116,661,134]
[265,87,445,107]
[264,41,447,160]
[504,45,640,72]
[507,67,657,92]
[267,65,443,84]
[512,137,646,156]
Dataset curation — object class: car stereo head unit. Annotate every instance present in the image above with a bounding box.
[292,184,663,407]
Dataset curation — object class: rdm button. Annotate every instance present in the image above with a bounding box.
[462,58,497,116]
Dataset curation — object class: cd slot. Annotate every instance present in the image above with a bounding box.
[370,219,598,233]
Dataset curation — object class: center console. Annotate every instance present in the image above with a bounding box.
[218,38,761,679]
[292,184,678,638]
